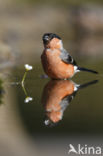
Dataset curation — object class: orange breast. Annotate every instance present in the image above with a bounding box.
[43,80,74,111]
[42,80,74,123]
[41,49,74,79]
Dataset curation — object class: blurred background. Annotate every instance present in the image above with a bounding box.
[0,0,103,156]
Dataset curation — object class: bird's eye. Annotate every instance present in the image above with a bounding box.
[44,35,49,41]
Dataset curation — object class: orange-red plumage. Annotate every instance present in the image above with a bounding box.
[41,37,74,79]
[42,80,74,124]
[41,33,98,79]
[41,48,74,79]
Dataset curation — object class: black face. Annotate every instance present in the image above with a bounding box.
[42,33,61,44]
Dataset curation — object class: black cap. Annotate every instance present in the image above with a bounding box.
[42,33,61,44]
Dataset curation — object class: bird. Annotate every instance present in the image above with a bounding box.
[41,33,98,79]
[41,79,98,126]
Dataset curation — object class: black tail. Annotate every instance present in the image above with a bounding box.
[78,80,98,90]
[78,66,98,74]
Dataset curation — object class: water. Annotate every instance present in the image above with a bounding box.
[0,56,102,156]
[8,60,102,134]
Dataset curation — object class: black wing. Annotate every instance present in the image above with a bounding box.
[59,92,77,111]
[60,49,77,65]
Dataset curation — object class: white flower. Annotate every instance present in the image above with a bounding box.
[24,97,33,103]
[24,64,33,71]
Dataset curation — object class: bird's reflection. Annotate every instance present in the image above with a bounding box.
[41,79,98,127]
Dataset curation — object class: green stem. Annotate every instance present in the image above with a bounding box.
[21,71,27,86]
[21,71,28,96]
[22,82,28,96]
